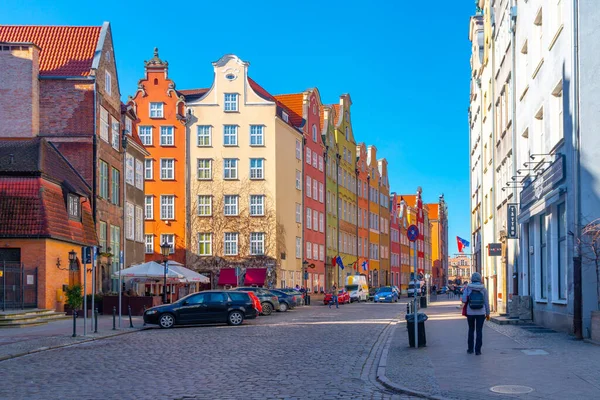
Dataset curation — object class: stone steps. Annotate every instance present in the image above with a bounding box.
[0,309,69,328]
[490,315,533,325]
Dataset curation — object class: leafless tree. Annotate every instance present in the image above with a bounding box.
[580,218,600,310]
[186,159,283,287]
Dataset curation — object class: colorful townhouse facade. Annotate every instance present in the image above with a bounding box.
[333,96,358,284]
[356,143,370,279]
[183,54,303,289]
[275,89,326,293]
[427,195,449,289]
[0,23,139,298]
[131,49,188,269]
[378,158,391,286]
[366,146,381,286]
[323,105,340,287]
[390,194,401,287]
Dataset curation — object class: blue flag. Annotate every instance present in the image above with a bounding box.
[336,256,344,270]
[361,260,369,271]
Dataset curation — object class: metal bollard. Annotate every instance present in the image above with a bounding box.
[143,305,147,326]
[128,305,133,328]
[112,306,116,330]
[94,308,98,333]
[72,311,77,337]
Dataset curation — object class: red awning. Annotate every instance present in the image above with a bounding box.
[217,268,237,286]
[244,268,267,286]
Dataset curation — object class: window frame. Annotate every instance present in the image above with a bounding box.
[138,126,152,146]
[67,194,81,221]
[250,125,264,146]
[250,158,264,180]
[224,232,239,256]
[224,195,239,216]
[197,159,212,180]
[223,159,238,180]
[111,167,120,205]
[197,125,212,147]
[224,93,238,112]
[149,102,164,118]
[160,126,174,146]
[250,232,265,255]
[145,235,154,254]
[160,158,175,180]
[105,71,112,95]
[198,233,212,256]
[144,159,153,180]
[250,195,265,216]
[160,195,175,220]
[160,233,175,254]
[197,195,212,216]
[144,196,153,220]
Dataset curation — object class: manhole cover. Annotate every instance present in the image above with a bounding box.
[490,385,534,394]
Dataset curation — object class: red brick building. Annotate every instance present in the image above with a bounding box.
[0,23,130,294]
[0,139,97,310]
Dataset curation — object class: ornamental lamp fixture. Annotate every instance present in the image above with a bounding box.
[160,242,171,260]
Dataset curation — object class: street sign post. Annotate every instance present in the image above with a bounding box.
[407,224,419,349]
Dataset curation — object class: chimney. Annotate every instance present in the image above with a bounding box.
[0,43,40,137]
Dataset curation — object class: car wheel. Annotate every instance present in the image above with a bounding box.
[227,310,244,326]
[159,313,175,329]
[261,302,273,316]
[279,302,289,312]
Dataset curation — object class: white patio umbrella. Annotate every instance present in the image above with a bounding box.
[112,261,184,279]
[167,264,210,283]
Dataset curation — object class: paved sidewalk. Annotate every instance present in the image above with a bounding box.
[0,314,145,361]
[383,299,600,399]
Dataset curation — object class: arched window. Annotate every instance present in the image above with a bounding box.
[153,78,158,85]
[345,127,349,140]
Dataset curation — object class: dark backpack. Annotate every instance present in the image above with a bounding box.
[468,290,485,309]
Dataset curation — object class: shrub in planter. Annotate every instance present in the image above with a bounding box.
[64,285,83,316]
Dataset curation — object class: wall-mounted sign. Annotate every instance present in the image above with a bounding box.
[488,243,502,257]
[507,204,518,239]
[520,155,565,210]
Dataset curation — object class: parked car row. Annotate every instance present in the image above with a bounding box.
[143,287,305,329]
[324,285,402,305]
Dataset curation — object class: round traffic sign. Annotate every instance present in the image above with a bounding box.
[407,224,419,242]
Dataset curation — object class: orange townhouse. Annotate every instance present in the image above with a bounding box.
[130,49,188,267]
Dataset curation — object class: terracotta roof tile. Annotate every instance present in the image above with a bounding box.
[178,88,209,98]
[332,104,341,125]
[0,25,102,76]
[273,93,304,128]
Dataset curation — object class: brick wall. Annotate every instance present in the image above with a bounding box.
[0,44,39,137]
[39,80,94,135]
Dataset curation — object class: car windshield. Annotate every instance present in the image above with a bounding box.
[377,287,392,293]
[346,285,359,291]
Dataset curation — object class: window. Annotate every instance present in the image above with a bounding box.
[306,148,312,165]
[224,195,239,216]
[99,221,107,252]
[296,203,301,223]
[126,202,134,240]
[100,107,109,142]
[139,126,152,145]
[312,125,317,142]
[319,156,323,172]
[319,245,325,262]
[319,213,324,233]
[105,71,111,95]
[250,159,264,180]
[250,232,265,255]
[539,213,547,299]
[160,159,174,180]
[110,226,121,290]
[224,93,238,112]
[306,242,312,259]
[145,196,153,220]
[160,126,174,146]
[111,118,120,150]
[223,125,238,146]
[250,125,264,146]
[313,180,318,200]
[224,233,238,256]
[306,208,312,229]
[125,118,132,136]
[197,126,211,147]
[345,127,349,140]
[145,235,153,254]
[282,111,289,123]
[111,168,120,205]
[144,159,153,180]
[557,203,567,300]
[125,154,134,185]
[198,233,212,256]
[296,237,301,258]
[313,211,318,232]
[306,176,312,198]
[197,159,212,180]
[312,152,318,169]
[197,195,212,216]
[223,159,238,179]
[160,195,174,220]
[135,159,143,190]
[296,140,301,159]
[319,183,324,203]
[296,170,301,190]
[150,102,163,118]
[161,234,175,254]
[250,195,264,216]
[68,194,80,220]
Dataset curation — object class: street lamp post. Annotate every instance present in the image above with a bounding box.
[160,242,171,304]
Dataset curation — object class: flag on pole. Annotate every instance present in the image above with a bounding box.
[361,260,369,271]
[336,256,345,270]
[457,236,470,253]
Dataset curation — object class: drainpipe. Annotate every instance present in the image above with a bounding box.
[572,0,582,340]
[490,9,499,313]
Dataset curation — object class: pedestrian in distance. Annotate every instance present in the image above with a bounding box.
[329,284,339,309]
[461,272,490,355]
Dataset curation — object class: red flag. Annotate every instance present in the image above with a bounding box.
[332,257,336,267]
[457,236,464,253]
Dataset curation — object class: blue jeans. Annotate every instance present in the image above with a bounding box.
[329,295,338,308]
[467,315,486,353]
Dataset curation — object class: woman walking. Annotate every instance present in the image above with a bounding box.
[461,272,490,355]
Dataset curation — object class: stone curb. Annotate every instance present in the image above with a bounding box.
[375,313,448,400]
[0,326,150,362]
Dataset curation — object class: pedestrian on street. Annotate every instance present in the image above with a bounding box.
[329,284,339,309]
[461,272,490,355]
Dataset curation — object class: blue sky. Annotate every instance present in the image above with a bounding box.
[2,0,474,255]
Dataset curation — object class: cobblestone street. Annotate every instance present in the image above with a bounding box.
[1,302,419,400]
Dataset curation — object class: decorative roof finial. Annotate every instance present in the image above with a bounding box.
[144,47,168,68]
[154,47,159,58]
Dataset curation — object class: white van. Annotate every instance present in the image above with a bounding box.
[345,275,368,302]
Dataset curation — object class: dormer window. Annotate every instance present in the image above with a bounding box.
[282,111,289,123]
[68,194,81,220]
[224,93,238,112]
[125,118,132,136]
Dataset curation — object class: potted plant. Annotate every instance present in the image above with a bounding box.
[64,284,83,316]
